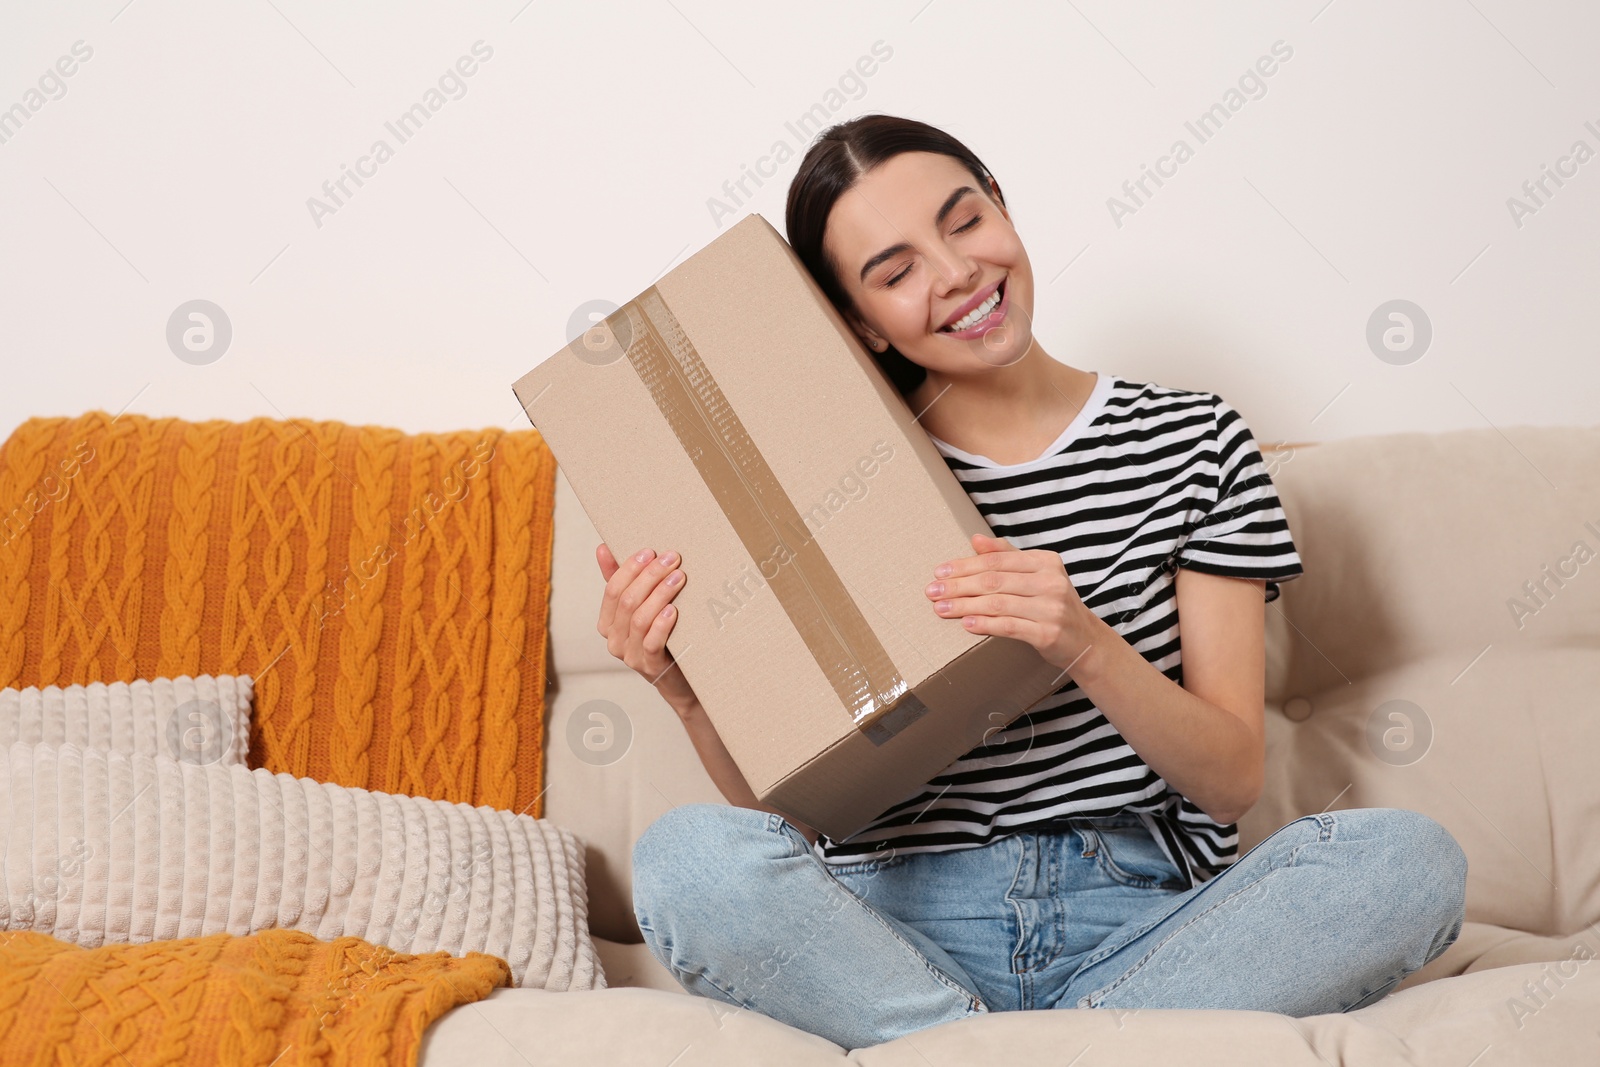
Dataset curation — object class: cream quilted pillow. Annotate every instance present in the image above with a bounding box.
[0,742,604,991]
[0,675,252,766]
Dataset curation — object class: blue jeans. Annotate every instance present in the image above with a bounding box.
[632,804,1468,1050]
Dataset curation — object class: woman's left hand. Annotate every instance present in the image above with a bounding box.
[926,532,1096,674]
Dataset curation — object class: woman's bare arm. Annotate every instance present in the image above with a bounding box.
[668,694,821,848]
[592,540,820,848]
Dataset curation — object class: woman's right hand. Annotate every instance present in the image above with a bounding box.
[595,543,697,711]
[597,543,819,845]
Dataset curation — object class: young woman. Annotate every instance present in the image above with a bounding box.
[595,114,1467,1050]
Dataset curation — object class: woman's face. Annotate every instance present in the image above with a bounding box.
[823,150,1035,379]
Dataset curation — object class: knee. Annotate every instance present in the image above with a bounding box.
[1388,809,1469,964]
[1407,811,1468,933]
[1416,811,1467,884]
[631,803,773,923]
[1348,808,1468,926]
[1385,809,1467,899]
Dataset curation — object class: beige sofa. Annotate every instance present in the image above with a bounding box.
[420,423,1600,1064]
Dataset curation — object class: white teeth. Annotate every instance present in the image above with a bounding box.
[942,285,1003,333]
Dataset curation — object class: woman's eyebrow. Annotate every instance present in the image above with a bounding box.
[857,186,979,283]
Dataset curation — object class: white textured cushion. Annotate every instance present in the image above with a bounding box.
[1,741,604,991]
[0,675,252,766]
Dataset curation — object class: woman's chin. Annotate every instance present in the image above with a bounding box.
[970,324,1033,368]
[903,325,1034,375]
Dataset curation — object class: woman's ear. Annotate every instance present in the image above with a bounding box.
[843,308,887,352]
[987,176,1009,220]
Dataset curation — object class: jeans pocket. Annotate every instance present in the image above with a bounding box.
[1084,823,1186,890]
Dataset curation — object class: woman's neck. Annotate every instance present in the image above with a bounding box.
[911,357,1098,467]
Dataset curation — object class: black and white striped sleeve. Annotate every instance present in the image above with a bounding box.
[1177,397,1305,603]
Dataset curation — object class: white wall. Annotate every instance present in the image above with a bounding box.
[1,0,1595,448]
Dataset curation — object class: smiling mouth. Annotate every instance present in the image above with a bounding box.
[938,279,1007,335]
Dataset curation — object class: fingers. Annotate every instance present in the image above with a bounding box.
[927,566,1010,602]
[931,592,1011,630]
[597,545,655,641]
[638,588,679,659]
[627,556,684,630]
[973,532,1017,551]
[595,545,691,699]
[623,551,682,641]
[598,546,686,664]
[935,546,1034,580]
[930,592,992,619]
[927,579,1031,622]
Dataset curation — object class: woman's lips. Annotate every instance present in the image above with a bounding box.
[938,279,1009,339]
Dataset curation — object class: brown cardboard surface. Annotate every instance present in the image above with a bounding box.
[620,285,906,738]
[513,213,1069,841]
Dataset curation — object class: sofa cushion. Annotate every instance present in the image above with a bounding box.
[0,674,252,766]
[417,955,1600,1063]
[0,741,603,990]
[1242,425,1600,940]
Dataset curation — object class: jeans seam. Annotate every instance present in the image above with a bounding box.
[827,855,909,877]
[1086,821,1177,889]
[832,870,989,1011]
[1005,835,1036,976]
[1339,968,1406,1013]
[1346,886,1466,1011]
[638,920,746,1005]
[769,811,985,1013]
[1074,898,1175,973]
[1080,813,1334,1006]
[1094,834,1158,888]
[1079,868,1281,1006]
[1430,910,1465,962]
[641,859,976,1016]
[666,952,760,1011]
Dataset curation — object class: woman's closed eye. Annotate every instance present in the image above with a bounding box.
[884,214,984,289]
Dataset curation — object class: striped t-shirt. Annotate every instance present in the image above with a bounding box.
[812,371,1305,887]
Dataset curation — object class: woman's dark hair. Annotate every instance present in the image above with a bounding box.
[785,114,1004,397]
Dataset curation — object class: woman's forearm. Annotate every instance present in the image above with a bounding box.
[1062,607,1262,825]
[668,695,821,847]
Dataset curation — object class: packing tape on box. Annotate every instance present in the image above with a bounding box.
[608,286,931,745]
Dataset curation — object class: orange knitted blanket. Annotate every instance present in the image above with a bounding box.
[0,928,508,1066]
[0,412,558,816]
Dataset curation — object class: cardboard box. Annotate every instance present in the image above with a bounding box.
[512,213,1069,842]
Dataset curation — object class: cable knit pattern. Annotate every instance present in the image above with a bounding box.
[0,412,555,816]
[2,741,602,990]
[0,926,507,1066]
[0,673,253,764]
